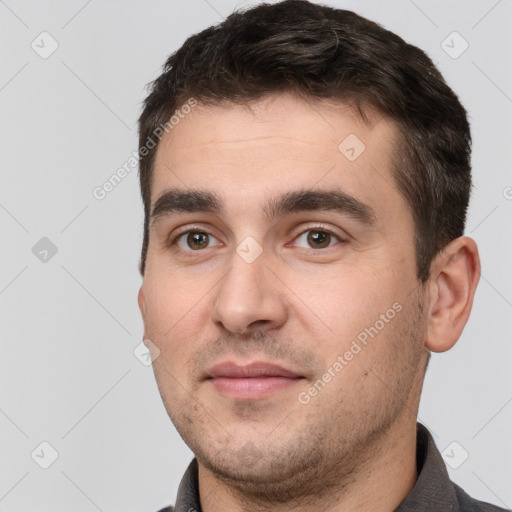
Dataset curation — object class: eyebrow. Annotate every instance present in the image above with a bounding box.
[150,187,376,227]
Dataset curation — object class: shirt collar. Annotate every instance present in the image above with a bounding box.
[173,423,459,512]
[174,457,200,512]
[395,423,458,511]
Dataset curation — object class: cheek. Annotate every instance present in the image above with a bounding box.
[290,262,398,340]
[143,274,213,363]
[145,262,213,321]
[289,263,417,388]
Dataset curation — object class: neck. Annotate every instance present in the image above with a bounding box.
[198,409,420,512]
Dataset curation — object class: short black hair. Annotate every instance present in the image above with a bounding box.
[138,0,471,281]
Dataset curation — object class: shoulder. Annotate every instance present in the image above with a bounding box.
[454,483,510,511]
[155,507,174,512]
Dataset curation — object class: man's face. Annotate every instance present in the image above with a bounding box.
[138,93,429,495]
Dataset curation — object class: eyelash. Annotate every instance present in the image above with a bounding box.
[169,224,345,254]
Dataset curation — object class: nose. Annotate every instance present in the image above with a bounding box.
[211,247,288,335]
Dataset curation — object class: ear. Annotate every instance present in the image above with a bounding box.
[138,286,149,340]
[425,236,480,353]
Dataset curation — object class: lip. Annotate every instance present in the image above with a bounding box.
[206,361,304,400]
[207,361,302,379]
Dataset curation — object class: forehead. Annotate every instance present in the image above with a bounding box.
[151,93,405,221]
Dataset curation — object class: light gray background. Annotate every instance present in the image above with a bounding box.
[1,0,511,510]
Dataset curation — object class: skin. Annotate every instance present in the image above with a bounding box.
[138,92,480,512]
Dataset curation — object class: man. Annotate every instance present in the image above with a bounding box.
[136,1,508,510]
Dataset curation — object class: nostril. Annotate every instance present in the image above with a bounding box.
[248,319,271,329]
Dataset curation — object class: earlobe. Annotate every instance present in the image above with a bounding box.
[138,286,146,315]
[138,286,148,338]
[425,236,480,353]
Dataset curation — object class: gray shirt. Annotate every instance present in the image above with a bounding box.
[156,423,509,511]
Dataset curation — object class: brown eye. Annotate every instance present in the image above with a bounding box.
[187,232,209,250]
[307,230,331,248]
[295,229,340,250]
[176,231,218,251]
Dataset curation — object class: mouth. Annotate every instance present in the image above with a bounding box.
[205,361,305,400]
